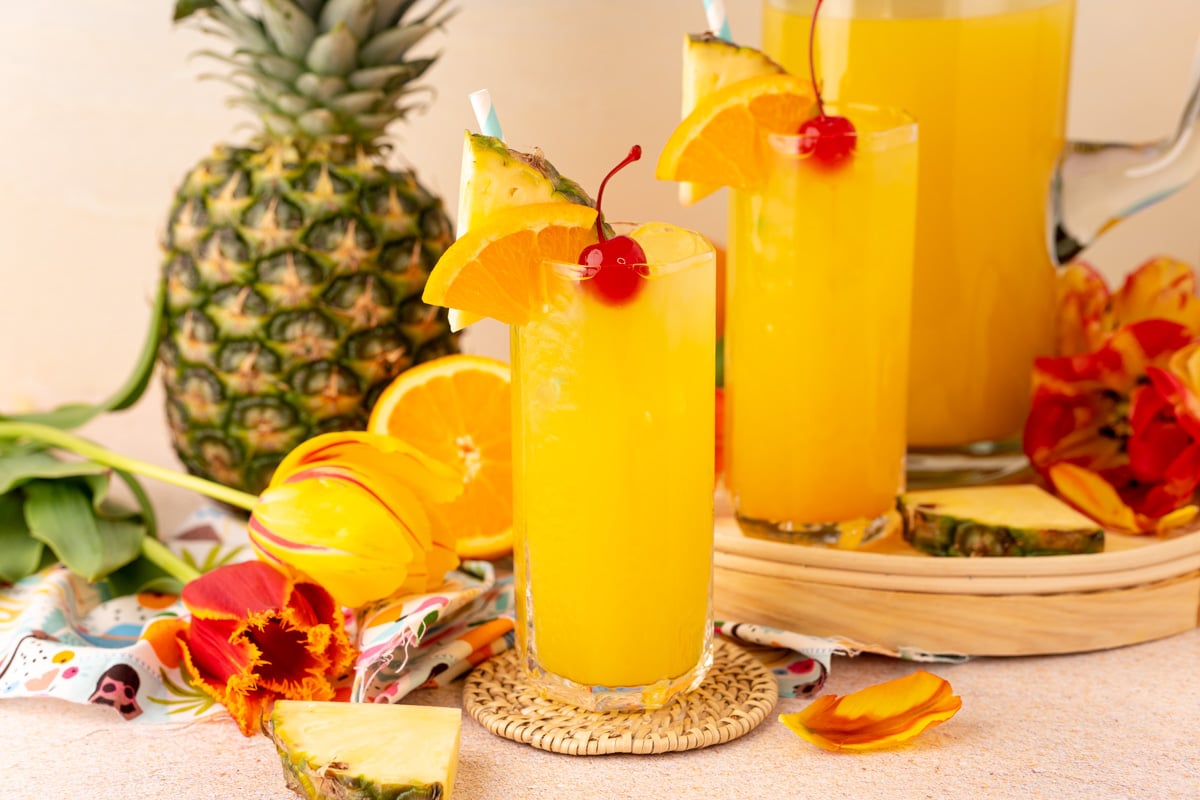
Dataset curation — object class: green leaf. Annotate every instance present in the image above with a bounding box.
[319,0,375,40]
[306,22,359,76]
[104,556,184,598]
[80,470,148,527]
[175,0,219,22]
[111,469,159,540]
[295,0,327,17]
[0,283,165,430]
[0,494,43,583]
[0,440,41,458]
[0,451,107,495]
[359,22,435,67]
[23,480,144,582]
[263,0,318,61]
[373,0,421,33]
[5,403,104,431]
[209,1,272,52]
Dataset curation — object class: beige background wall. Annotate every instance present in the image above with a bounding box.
[2,0,1199,529]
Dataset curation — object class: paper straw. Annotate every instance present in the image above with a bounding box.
[469,89,505,139]
[703,0,732,41]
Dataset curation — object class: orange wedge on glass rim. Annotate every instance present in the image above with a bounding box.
[368,355,514,560]
[679,33,787,205]
[423,202,599,326]
[655,73,816,196]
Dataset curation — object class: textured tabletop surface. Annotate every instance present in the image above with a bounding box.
[2,627,1197,800]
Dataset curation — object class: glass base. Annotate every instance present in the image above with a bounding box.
[734,506,902,549]
[521,634,714,713]
[906,439,1032,490]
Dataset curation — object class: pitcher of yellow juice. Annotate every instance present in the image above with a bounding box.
[765,0,1200,485]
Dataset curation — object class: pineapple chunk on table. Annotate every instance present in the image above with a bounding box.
[270,701,461,800]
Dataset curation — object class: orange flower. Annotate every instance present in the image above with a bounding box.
[779,670,961,752]
[1054,257,1200,357]
[1025,322,1200,533]
[176,560,356,736]
[1111,256,1200,334]
[1055,262,1112,356]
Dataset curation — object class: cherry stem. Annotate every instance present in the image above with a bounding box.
[593,145,642,242]
[808,0,826,118]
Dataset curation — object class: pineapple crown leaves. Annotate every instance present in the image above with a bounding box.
[175,0,455,145]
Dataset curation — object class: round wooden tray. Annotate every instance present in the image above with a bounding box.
[713,516,1200,657]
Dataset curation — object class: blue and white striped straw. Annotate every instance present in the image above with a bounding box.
[469,88,505,139]
[703,0,732,42]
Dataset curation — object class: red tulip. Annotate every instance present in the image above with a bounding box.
[176,560,356,736]
[1054,257,1200,357]
[1027,318,1200,533]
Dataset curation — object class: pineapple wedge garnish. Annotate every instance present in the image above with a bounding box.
[450,131,595,330]
[679,33,787,205]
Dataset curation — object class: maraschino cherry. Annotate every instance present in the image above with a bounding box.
[797,0,856,167]
[578,146,646,305]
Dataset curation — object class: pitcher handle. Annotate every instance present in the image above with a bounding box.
[1052,34,1200,266]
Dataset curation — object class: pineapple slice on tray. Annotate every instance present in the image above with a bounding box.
[163,0,460,494]
[901,484,1104,557]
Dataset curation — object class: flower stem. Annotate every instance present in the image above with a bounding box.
[140,535,202,584]
[0,421,258,511]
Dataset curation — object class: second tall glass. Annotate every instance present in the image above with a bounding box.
[725,106,918,546]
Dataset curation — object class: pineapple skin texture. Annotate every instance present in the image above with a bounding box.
[279,762,445,800]
[904,505,1105,556]
[160,143,458,495]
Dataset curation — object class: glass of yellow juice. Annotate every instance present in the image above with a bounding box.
[726,106,918,545]
[512,222,716,711]
[764,0,1076,482]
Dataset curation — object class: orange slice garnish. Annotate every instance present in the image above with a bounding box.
[656,74,815,194]
[423,203,599,325]
[368,355,514,560]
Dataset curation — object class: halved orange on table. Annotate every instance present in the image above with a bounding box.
[656,73,816,197]
[423,202,599,326]
[368,355,514,560]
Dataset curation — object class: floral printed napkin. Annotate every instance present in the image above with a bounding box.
[0,505,511,724]
[0,504,962,725]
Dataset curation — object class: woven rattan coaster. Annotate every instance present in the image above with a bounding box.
[462,638,779,755]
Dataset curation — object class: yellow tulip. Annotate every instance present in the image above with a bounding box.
[248,432,464,608]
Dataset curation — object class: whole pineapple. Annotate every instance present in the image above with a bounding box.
[161,0,459,495]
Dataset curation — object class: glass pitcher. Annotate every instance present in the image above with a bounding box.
[763,0,1200,485]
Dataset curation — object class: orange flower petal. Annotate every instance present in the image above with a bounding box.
[1055,261,1112,356]
[1157,504,1199,532]
[182,559,293,620]
[141,617,187,670]
[1168,341,1200,394]
[1113,257,1200,335]
[1048,462,1142,533]
[779,670,962,752]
